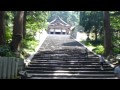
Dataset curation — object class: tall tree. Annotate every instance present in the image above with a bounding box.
[110,11,120,53]
[79,11,85,26]
[0,11,6,45]
[103,11,112,56]
[79,11,103,41]
[92,11,103,41]
[10,11,24,52]
[23,11,27,38]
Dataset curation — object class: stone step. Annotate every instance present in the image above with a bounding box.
[26,77,116,79]
[32,58,91,60]
[33,55,98,57]
[31,58,98,61]
[35,51,97,55]
[30,61,103,64]
[28,64,111,68]
[34,55,96,57]
[32,57,98,59]
[26,70,114,74]
[26,67,113,71]
[31,60,99,62]
[30,62,108,65]
[29,62,101,65]
[24,35,116,79]
[28,63,110,66]
[31,58,99,61]
[36,52,86,54]
[26,73,115,78]
[33,56,99,58]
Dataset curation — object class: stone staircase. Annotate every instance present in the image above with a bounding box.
[25,49,115,79]
[25,35,116,79]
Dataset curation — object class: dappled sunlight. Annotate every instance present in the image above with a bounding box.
[53,70,74,77]
[76,32,87,41]
[70,62,75,64]
[53,70,70,73]
[53,73,73,76]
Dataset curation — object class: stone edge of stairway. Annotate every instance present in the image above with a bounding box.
[24,30,48,66]
[70,35,115,68]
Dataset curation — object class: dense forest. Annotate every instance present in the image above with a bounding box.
[0,11,49,59]
[79,11,120,61]
[0,11,120,63]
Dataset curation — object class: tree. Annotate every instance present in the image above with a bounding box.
[79,11,103,41]
[92,11,103,41]
[79,11,93,39]
[10,11,24,52]
[103,11,112,56]
[23,11,27,38]
[0,11,49,57]
[0,11,6,45]
[109,11,120,54]
[79,11,85,26]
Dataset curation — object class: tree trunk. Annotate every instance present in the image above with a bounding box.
[95,32,97,41]
[23,11,27,39]
[0,11,6,45]
[79,12,83,25]
[79,11,85,26]
[87,32,90,40]
[95,28,97,41]
[103,11,112,56]
[10,11,24,52]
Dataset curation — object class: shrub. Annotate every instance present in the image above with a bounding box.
[0,45,16,57]
[20,38,39,59]
[113,47,120,54]
[92,45,104,54]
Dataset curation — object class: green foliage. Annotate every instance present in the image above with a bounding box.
[81,37,104,54]
[110,11,120,54]
[92,45,104,54]
[113,47,120,54]
[5,11,14,44]
[22,39,39,51]
[3,11,49,58]
[79,11,103,40]
[26,11,49,31]
[110,11,120,30]
[84,41,92,46]
[21,35,39,59]
[0,45,16,57]
[80,11,120,55]
[5,25,12,44]
[112,36,120,54]
[86,39,104,46]
[21,11,49,59]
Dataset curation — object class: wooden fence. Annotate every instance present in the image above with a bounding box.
[0,57,25,79]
